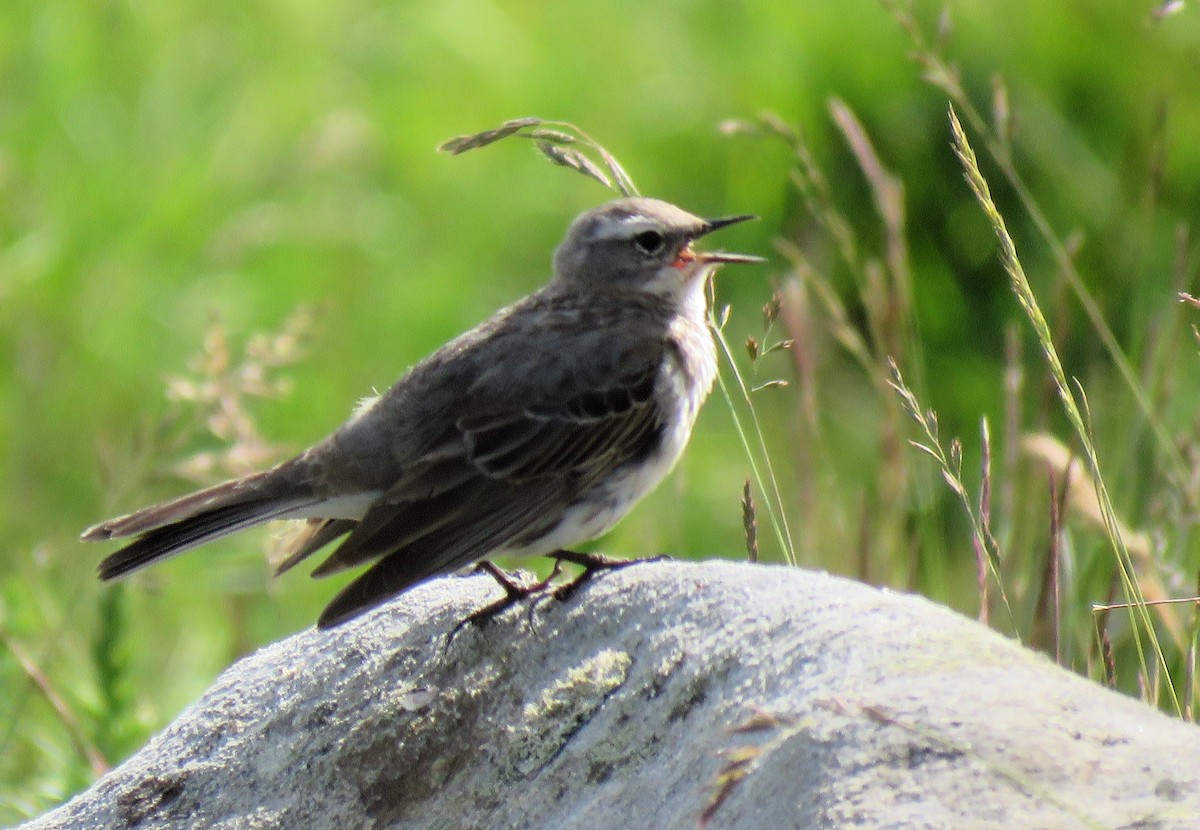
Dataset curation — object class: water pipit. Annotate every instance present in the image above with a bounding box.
[83,197,763,628]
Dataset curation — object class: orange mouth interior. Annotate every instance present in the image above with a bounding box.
[671,244,697,269]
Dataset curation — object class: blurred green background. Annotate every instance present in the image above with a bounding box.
[6,0,1200,820]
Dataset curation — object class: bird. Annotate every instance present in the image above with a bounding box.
[82,197,763,629]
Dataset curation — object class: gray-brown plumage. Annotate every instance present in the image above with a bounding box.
[83,197,762,628]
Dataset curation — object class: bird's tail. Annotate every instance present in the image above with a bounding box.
[83,472,318,580]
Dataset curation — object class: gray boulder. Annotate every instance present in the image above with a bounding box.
[22,561,1200,829]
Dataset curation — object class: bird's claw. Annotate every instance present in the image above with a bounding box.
[445,560,562,647]
[545,550,668,603]
[444,552,667,648]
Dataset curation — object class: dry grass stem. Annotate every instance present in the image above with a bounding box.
[437,117,542,154]
[1048,468,1063,665]
[949,106,1178,711]
[168,306,315,483]
[439,117,639,197]
[889,360,1017,633]
[741,480,760,564]
[1,632,109,776]
[887,4,1186,484]
[710,297,799,566]
[977,419,994,625]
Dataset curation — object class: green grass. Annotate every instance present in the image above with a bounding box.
[5,0,1200,821]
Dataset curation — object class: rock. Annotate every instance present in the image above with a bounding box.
[22,561,1200,829]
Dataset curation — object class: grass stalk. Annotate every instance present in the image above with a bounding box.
[710,303,799,565]
[949,106,1179,714]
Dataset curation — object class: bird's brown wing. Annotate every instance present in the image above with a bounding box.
[312,359,665,628]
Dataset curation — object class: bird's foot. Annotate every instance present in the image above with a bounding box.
[445,553,667,645]
[546,550,669,603]
[447,560,563,644]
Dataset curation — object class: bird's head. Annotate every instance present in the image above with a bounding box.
[552,197,763,304]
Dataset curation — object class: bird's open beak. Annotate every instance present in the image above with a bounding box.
[691,214,765,265]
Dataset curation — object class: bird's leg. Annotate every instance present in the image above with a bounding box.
[547,549,668,602]
[448,560,563,642]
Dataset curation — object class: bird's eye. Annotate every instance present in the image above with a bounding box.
[633,230,665,255]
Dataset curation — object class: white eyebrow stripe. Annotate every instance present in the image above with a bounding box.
[591,215,660,241]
